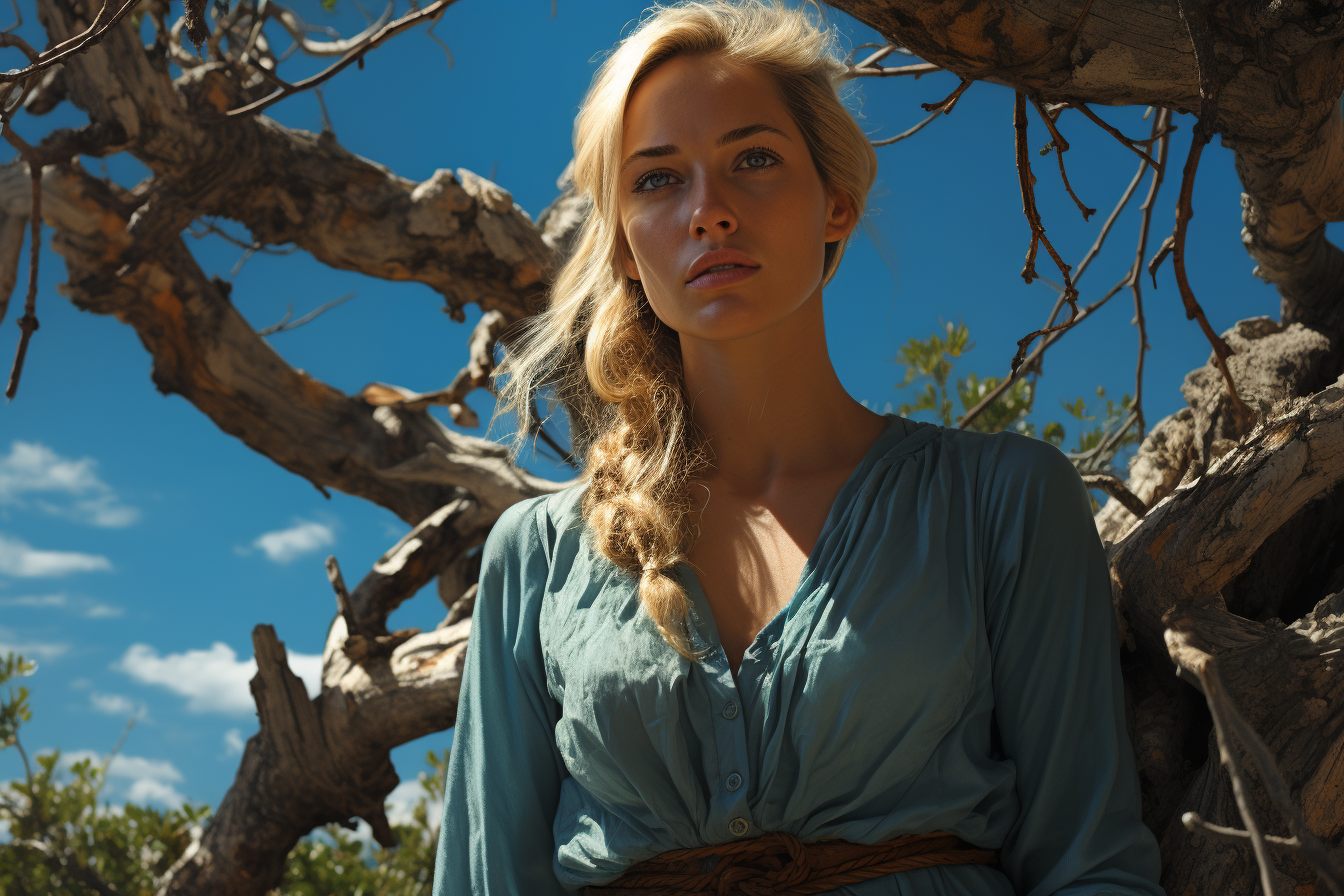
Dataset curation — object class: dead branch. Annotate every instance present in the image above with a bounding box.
[256,292,356,337]
[1171,131,1253,428]
[161,497,486,895]
[1127,107,1171,438]
[1010,91,1079,374]
[871,108,942,146]
[356,309,510,427]
[0,0,140,83]
[919,77,971,115]
[1067,102,1164,173]
[0,161,564,524]
[1166,617,1344,896]
[1030,94,1095,220]
[1182,813,1301,852]
[846,61,941,79]
[959,146,1154,429]
[227,0,463,117]
[1081,473,1148,518]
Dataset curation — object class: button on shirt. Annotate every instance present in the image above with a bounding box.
[433,415,1165,896]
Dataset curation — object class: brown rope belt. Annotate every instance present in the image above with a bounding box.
[582,830,999,896]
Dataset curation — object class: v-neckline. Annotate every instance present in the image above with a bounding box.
[676,413,915,680]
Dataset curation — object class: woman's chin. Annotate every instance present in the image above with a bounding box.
[679,300,793,344]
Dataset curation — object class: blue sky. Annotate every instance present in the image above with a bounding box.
[0,0,1331,834]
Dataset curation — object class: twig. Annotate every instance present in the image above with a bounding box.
[1148,234,1175,286]
[1166,621,1344,896]
[1128,108,1171,438]
[1069,102,1164,172]
[1080,473,1148,517]
[227,0,463,117]
[3,145,39,400]
[1010,91,1079,373]
[1167,625,1279,896]
[1030,95,1095,220]
[1219,686,1344,895]
[326,555,360,636]
[1183,813,1301,852]
[959,148,1153,430]
[0,0,141,83]
[846,62,942,80]
[1170,134,1252,425]
[257,292,355,336]
[871,109,942,147]
[920,78,971,115]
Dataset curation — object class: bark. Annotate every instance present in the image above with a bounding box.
[6,0,1344,893]
[159,499,484,896]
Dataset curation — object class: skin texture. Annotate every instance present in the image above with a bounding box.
[618,53,889,677]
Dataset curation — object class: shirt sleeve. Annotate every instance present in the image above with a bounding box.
[980,434,1165,896]
[433,496,572,896]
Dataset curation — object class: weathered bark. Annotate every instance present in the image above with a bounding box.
[159,499,485,896]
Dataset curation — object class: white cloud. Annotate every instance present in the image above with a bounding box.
[89,692,148,720]
[126,778,186,808]
[0,441,139,527]
[223,728,246,756]
[248,519,335,564]
[0,534,111,577]
[0,592,123,618]
[60,750,185,809]
[116,641,322,716]
[385,778,441,827]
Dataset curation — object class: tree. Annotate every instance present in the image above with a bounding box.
[1,0,1342,893]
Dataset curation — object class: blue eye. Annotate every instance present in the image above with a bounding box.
[739,147,781,170]
[633,171,676,192]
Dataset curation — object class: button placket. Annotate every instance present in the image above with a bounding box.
[701,647,753,841]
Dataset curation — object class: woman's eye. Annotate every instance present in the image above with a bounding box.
[740,149,779,170]
[634,171,675,192]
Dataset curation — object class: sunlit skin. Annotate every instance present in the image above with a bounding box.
[618,54,890,677]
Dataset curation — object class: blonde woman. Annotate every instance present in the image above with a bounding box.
[433,2,1164,894]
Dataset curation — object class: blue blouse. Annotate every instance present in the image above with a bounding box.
[433,414,1165,895]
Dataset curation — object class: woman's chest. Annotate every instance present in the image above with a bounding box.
[537,515,989,812]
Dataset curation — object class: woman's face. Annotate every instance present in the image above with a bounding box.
[617,54,856,342]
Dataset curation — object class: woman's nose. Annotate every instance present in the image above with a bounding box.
[688,176,737,237]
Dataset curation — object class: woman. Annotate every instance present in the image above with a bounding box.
[434,1,1165,894]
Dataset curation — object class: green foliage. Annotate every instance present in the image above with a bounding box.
[0,652,447,896]
[892,321,1141,478]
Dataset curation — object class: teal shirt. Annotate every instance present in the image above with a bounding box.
[433,415,1164,895]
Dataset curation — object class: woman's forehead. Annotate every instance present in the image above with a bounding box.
[622,56,793,150]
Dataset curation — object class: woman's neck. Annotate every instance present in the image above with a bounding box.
[679,290,888,494]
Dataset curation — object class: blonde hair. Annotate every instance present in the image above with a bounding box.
[493,0,878,659]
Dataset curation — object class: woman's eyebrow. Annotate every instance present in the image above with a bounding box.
[620,123,791,173]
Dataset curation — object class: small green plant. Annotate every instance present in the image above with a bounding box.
[892,321,1141,480]
[0,652,448,895]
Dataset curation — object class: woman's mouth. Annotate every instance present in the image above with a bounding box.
[688,263,759,290]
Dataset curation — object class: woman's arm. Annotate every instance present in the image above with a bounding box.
[981,435,1165,896]
[433,497,571,896]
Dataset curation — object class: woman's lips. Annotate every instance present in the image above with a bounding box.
[687,264,759,290]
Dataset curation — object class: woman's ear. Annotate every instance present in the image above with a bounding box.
[823,189,858,243]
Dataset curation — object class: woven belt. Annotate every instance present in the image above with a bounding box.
[582,829,999,895]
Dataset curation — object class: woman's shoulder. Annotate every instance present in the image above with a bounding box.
[889,419,1076,483]
[482,478,590,573]
[891,420,1084,513]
